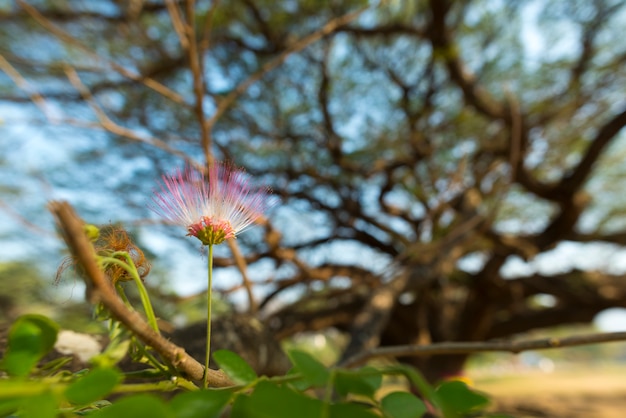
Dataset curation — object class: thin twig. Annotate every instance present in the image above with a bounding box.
[166,0,213,165]
[48,200,233,387]
[199,0,221,55]
[17,0,188,106]
[341,331,626,368]
[504,86,522,181]
[205,3,373,131]
[165,0,189,50]
[63,66,189,160]
[0,54,55,120]
[0,59,187,159]
[185,0,213,166]
[226,239,257,313]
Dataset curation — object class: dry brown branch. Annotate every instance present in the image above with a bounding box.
[2,48,191,162]
[427,0,504,120]
[165,0,189,50]
[205,2,374,131]
[199,1,220,55]
[17,0,187,106]
[220,277,275,295]
[63,66,190,161]
[185,0,213,166]
[226,238,258,313]
[48,200,233,387]
[504,86,523,181]
[166,0,213,164]
[0,54,55,120]
[341,331,626,368]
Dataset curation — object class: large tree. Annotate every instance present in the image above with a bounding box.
[2,0,626,381]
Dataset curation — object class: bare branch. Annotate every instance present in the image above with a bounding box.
[63,66,189,161]
[199,1,221,54]
[0,54,56,120]
[2,54,190,163]
[342,331,626,368]
[504,87,523,182]
[48,200,232,387]
[17,0,188,106]
[226,238,258,313]
[165,0,189,50]
[184,0,213,165]
[0,2,175,22]
[205,2,372,130]
[426,0,505,120]
[558,106,626,195]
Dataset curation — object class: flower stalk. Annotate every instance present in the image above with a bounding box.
[205,244,213,388]
[150,162,273,387]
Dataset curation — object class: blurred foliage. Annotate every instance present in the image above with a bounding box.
[0,314,499,418]
[0,261,101,332]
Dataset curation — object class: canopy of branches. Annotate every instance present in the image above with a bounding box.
[2,0,626,379]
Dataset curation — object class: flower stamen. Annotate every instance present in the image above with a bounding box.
[148,162,273,247]
[188,216,235,246]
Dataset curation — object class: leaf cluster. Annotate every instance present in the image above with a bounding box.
[0,314,504,418]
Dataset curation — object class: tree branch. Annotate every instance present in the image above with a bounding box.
[558,106,626,195]
[226,238,258,313]
[17,0,187,106]
[205,2,371,130]
[426,0,505,120]
[339,268,409,362]
[48,200,232,387]
[342,331,626,368]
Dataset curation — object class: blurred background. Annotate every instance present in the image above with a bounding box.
[2,1,626,415]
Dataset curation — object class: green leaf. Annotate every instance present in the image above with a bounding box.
[287,350,330,387]
[212,349,258,385]
[435,381,489,417]
[19,391,58,418]
[0,398,20,416]
[65,368,122,405]
[334,368,382,398]
[1,314,59,376]
[89,394,173,418]
[231,381,323,418]
[169,390,232,418]
[329,402,379,418]
[381,392,427,418]
[359,367,383,394]
[91,324,131,368]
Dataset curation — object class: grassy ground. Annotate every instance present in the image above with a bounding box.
[469,364,626,417]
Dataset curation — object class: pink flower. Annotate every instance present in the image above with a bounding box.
[150,163,271,246]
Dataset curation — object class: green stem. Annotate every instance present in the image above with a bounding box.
[321,369,336,418]
[204,244,214,389]
[105,253,160,334]
[133,340,169,374]
[0,377,196,402]
[115,282,132,308]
